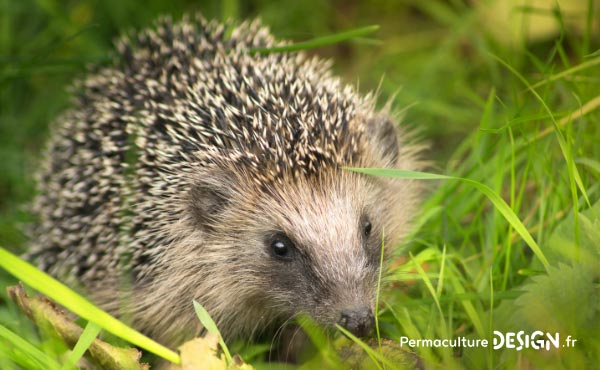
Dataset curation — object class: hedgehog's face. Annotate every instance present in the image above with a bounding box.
[252,173,383,338]
[198,164,418,340]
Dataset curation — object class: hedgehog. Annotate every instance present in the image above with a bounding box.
[27,15,423,348]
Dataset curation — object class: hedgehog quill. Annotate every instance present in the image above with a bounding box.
[28,15,423,347]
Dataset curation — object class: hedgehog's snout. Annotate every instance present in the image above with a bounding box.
[338,306,374,338]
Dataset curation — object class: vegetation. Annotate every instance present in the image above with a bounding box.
[1,0,598,369]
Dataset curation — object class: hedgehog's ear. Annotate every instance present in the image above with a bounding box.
[188,168,235,230]
[368,116,400,166]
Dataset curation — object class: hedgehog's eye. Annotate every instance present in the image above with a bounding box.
[268,234,295,261]
[363,221,372,238]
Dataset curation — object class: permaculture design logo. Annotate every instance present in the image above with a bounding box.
[399,331,578,351]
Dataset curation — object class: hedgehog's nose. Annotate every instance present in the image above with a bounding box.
[338,306,374,337]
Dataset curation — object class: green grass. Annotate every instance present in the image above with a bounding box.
[1,0,599,369]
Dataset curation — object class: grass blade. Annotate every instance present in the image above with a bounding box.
[61,321,102,370]
[249,25,379,54]
[336,325,403,370]
[296,315,341,368]
[346,168,550,268]
[192,300,232,363]
[491,53,591,210]
[408,251,448,336]
[0,247,180,364]
[0,324,61,370]
[374,229,385,362]
[526,56,600,91]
